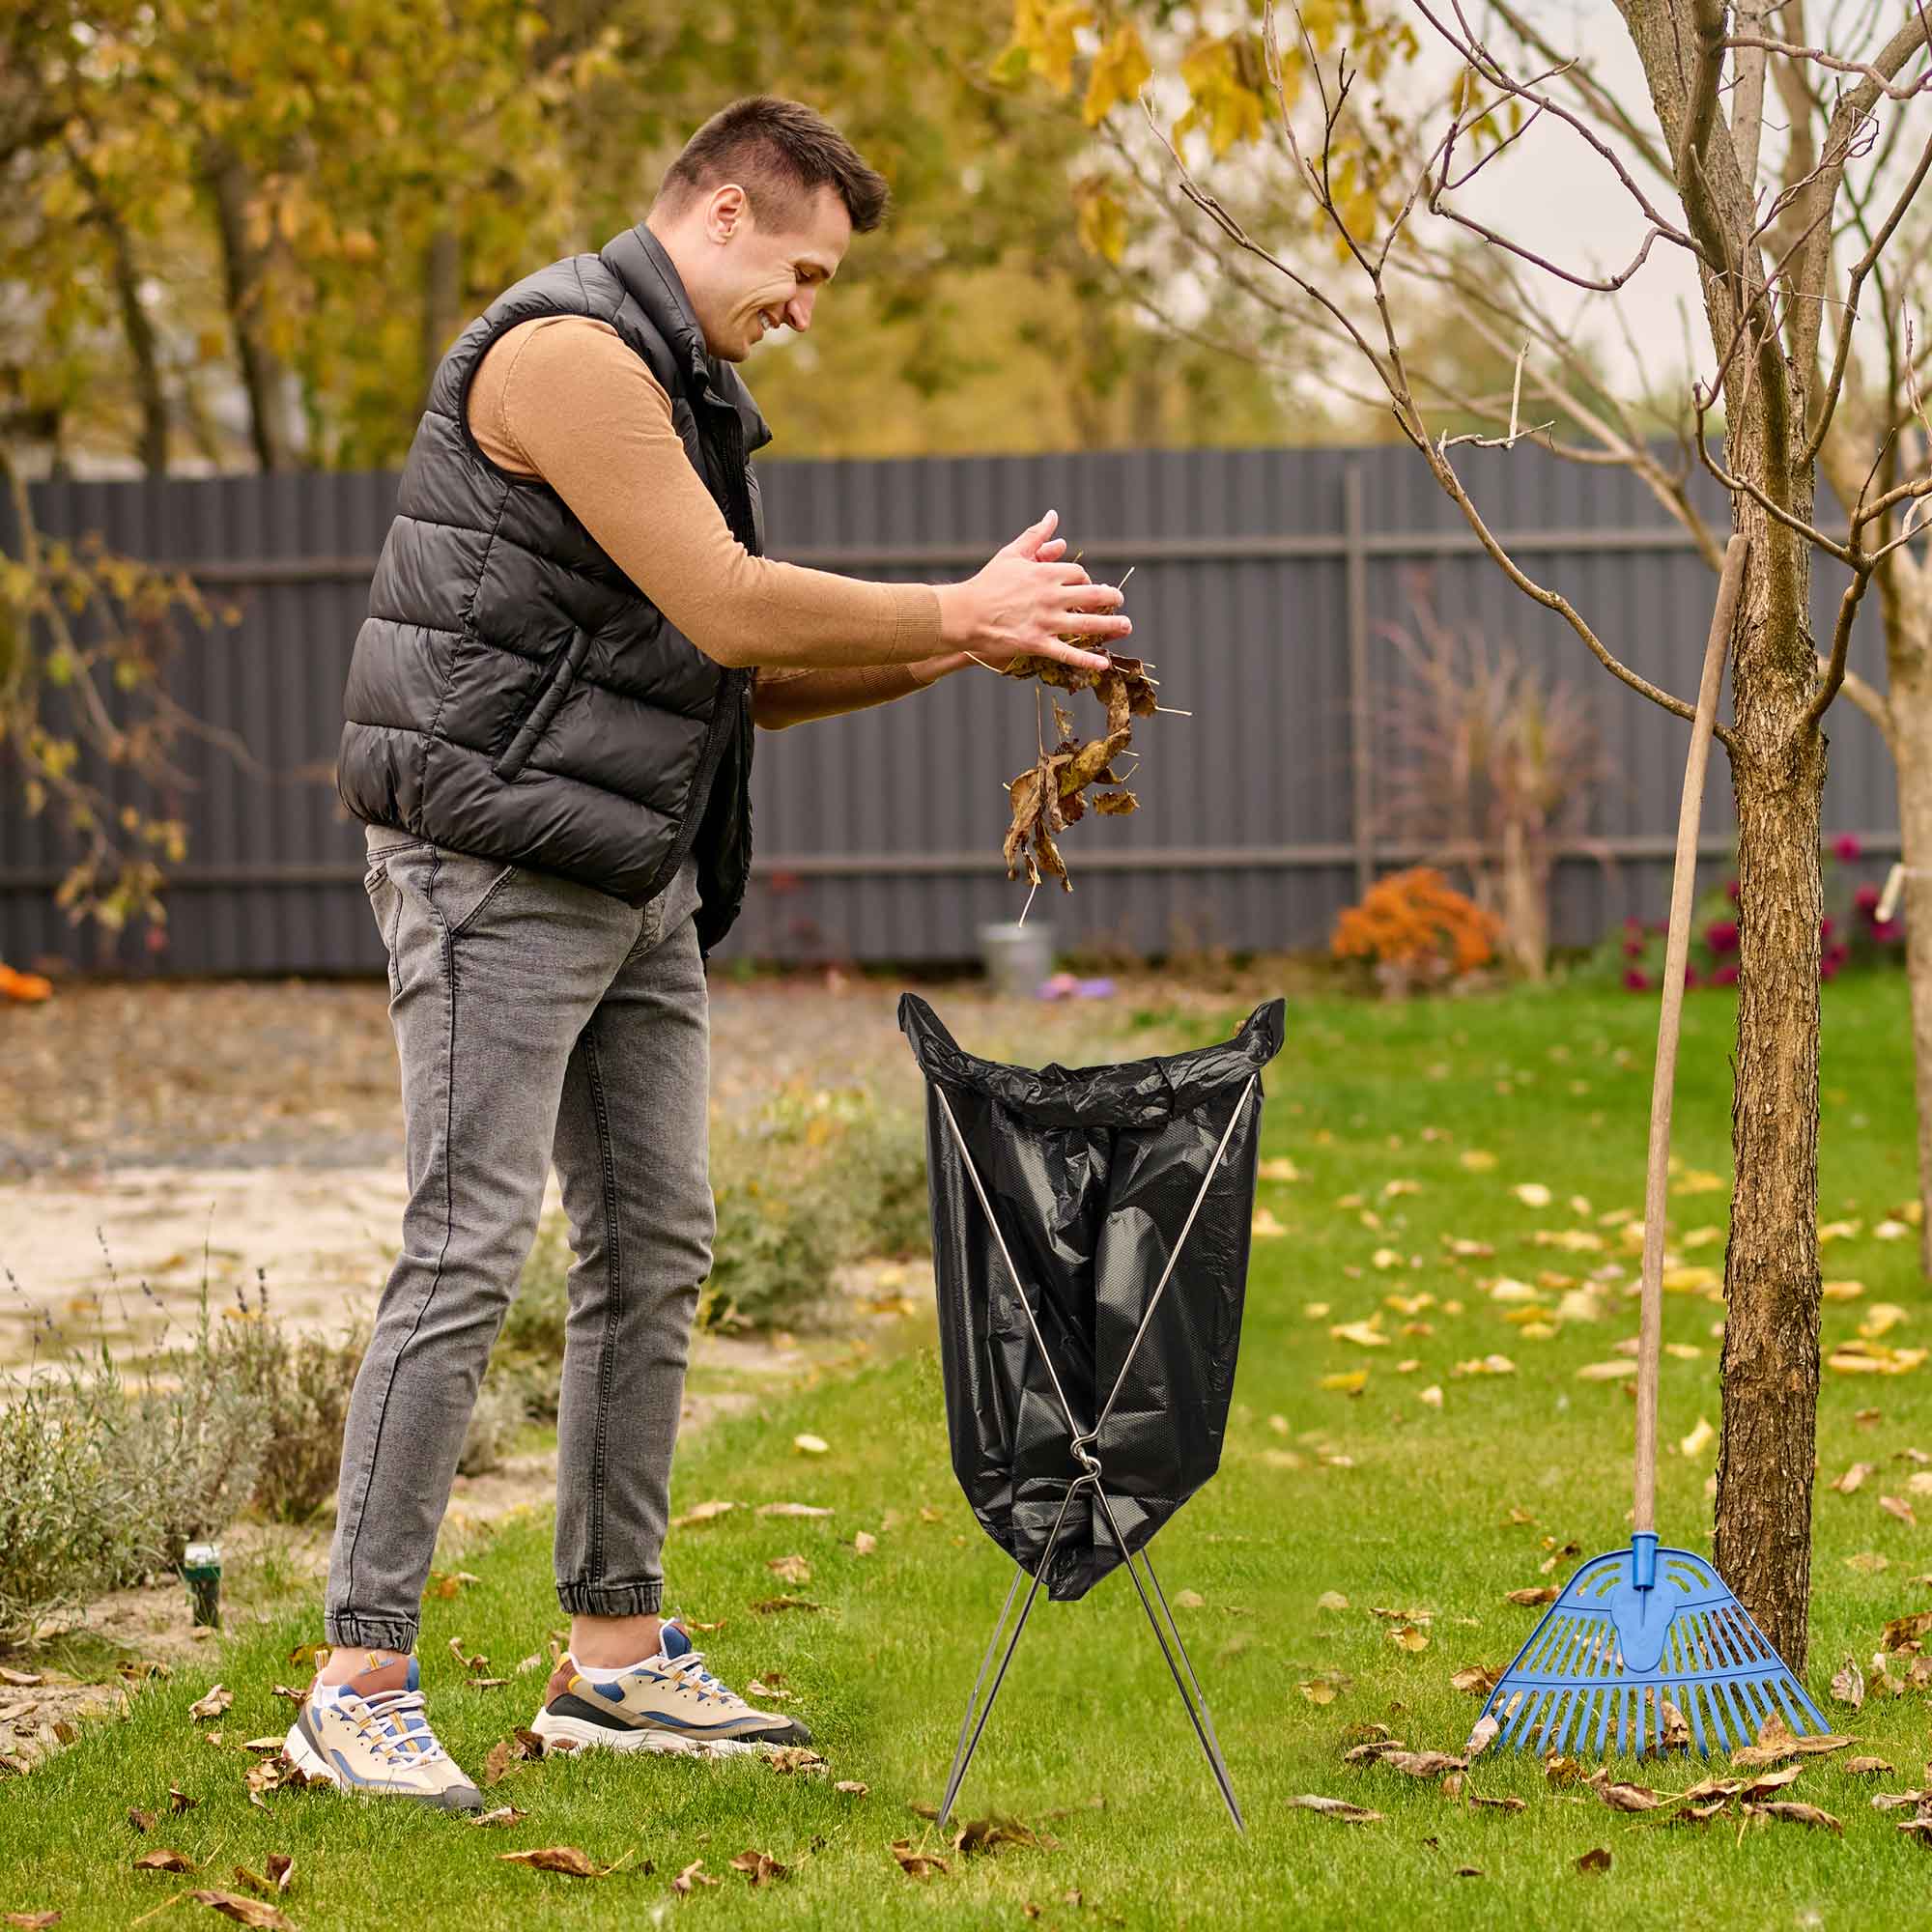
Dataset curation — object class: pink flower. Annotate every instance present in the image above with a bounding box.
[1820,956,1840,981]
[1825,942,1850,971]
[1624,916,1643,932]
[1624,969,1652,991]
[1623,936,1645,958]
[1684,965,1700,988]
[1705,920,1740,954]
[1713,962,1740,987]
[1833,833,1862,863]
[1855,884,1881,914]
[1726,879,1742,902]
[1820,916,1835,941]
[1874,919,1902,942]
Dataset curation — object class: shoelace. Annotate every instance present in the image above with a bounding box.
[350,1688,448,1766]
[659,1647,738,1708]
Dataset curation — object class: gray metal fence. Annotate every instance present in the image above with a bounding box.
[0,443,1896,977]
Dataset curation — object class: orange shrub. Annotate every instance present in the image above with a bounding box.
[1331,868,1499,982]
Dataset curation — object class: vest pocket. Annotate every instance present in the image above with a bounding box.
[494,627,591,781]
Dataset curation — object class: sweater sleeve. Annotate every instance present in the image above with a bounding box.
[482,315,942,670]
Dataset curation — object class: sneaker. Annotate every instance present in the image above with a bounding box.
[285,1653,483,1812]
[530,1621,812,1756]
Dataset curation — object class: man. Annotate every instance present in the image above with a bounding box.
[293,96,1130,1809]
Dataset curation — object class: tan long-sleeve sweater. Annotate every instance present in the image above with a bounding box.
[467,315,947,728]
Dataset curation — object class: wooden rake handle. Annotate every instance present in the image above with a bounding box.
[1633,535,1748,1535]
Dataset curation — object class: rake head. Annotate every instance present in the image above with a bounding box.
[1470,1534,1829,1760]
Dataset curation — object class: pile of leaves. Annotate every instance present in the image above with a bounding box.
[999,651,1161,900]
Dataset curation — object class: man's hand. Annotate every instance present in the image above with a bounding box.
[934,510,1128,674]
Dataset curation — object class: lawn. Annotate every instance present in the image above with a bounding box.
[4,972,1930,1930]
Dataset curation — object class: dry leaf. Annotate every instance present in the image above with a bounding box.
[1378,1750,1467,1779]
[758,1502,832,1518]
[1287,1795,1384,1822]
[670,1500,736,1528]
[1575,1847,1612,1874]
[671,1861,715,1894]
[766,1554,811,1586]
[1881,1495,1918,1525]
[1588,1774,1661,1812]
[497,1847,606,1878]
[835,1780,868,1797]
[128,1808,156,1833]
[187,1685,232,1723]
[791,1434,830,1456]
[1883,1610,1932,1652]
[1831,1656,1866,1710]
[1451,1664,1500,1696]
[3,1914,60,1928]
[134,1850,198,1873]
[0,1670,42,1689]
[1746,1800,1842,1833]
[469,1806,527,1828]
[750,1595,825,1615]
[890,1839,950,1881]
[188,1891,296,1930]
[764,1747,826,1776]
[728,1850,788,1886]
[853,1531,877,1556]
[1505,1587,1559,1607]
[1316,1591,1350,1612]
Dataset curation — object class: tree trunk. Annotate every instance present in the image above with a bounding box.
[200,137,292,471]
[1713,506,1826,1672]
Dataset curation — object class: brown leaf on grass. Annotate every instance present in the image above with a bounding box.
[1746,1801,1842,1833]
[1728,1716,1799,1768]
[188,1891,296,1931]
[268,1686,305,1709]
[750,1596,824,1615]
[483,1729,545,1786]
[765,1553,811,1586]
[120,1659,171,1683]
[1844,1757,1893,1776]
[469,1806,527,1828]
[497,1847,606,1878]
[852,1531,877,1556]
[231,1857,294,1900]
[764,1747,827,1777]
[1792,1734,1857,1756]
[1882,1610,1932,1652]
[890,1840,950,1881]
[133,1850,198,1873]
[1450,1665,1500,1696]
[0,1670,42,1689]
[1465,1794,1527,1813]
[1544,1754,1585,1787]
[1586,1771,1661,1812]
[1833,1463,1876,1493]
[1378,1751,1467,1780]
[1881,1496,1918,1526]
[4,1912,61,1928]
[1740,1763,1804,1801]
[834,1780,868,1797]
[1288,1794,1386,1822]
[1465,1715,1501,1759]
[757,1502,832,1519]
[670,1861,716,1894]
[1504,1586,1560,1608]
[187,1686,232,1723]
[1659,1699,1691,1751]
[447,1638,488,1674]
[1832,1656,1866,1709]
[428,1571,482,1599]
[953,1815,1049,1858]
[1297,1671,1351,1705]
[728,1851,788,1887]
[1575,1848,1612,1875]
[128,1808,156,1833]
[745,1673,792,1702]
[1899,1817,1932,1845]
[670,1500,737,1529]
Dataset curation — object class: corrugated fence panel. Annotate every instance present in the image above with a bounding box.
[0,446,1898,976]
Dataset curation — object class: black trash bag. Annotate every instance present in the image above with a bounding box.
[898,994,1286,1602]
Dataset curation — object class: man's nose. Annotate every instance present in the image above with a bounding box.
[785,288,815,331]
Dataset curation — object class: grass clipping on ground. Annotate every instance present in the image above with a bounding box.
[999,648,1164,909]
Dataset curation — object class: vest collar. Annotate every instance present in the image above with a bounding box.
[601,222,774,456]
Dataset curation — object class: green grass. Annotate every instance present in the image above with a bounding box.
[6,973,1931,1929]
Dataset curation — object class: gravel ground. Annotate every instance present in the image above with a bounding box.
[0,963,1267,1362]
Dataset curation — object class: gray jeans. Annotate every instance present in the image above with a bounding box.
[325,826,711,1652]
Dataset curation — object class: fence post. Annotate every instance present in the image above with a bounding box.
[1345,461,1374,901]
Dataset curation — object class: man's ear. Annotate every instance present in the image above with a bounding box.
[705,183,750,244]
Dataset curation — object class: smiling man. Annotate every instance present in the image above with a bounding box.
[305,97,1130,1809]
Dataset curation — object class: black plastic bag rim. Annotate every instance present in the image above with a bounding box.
[896,993,1286,1128]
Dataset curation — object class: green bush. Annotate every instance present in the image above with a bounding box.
[218,1294,367,1523]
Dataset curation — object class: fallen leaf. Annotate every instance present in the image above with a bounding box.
[1450,1665,1500,1696]
[1832,1656,1866,1710]
[1881,1495,1918,1526]
[750,1596,825,1615]
[188,1891,296,1930]
[764,1747,826,1776]
[0,1671,42,1690]
[670,1500,736,1528]
[1506,1587,1559,1607]
[3,1914,61,1928]
[1287,1795,1384,1822]
[469,1806,526,1828]
[1391,1625,1430,1653]
[670,1861,715,1894]
[757,1502,833,1519]
[1730,1716,1799,1768]
[1316,1591,1350,1612]
[497,1847,607,1878]
[133,1850,198,1873]
[1844,1757,1893,1776]
[1588,1774,1661,1812]
[187,1686,232,1723]
[1847,1551,1891,1575]
[1465,1792,1525,1812]
[1577,1362,1638,1383]
[231,1857,294,1900]
[1512,1183,1552,1208]
[1378,1751,1467,1779]
[953,1815,1046,1858]
[1882,1611,1932,1653]
[1418,1384,1444,1409]
[853,1531,877,1556]
[1251,1208,1289,1238]
[835,1780,868,1797]
[1575,1847,1612,1875]
[890,1839,949,1881]
[1746,1800,1842,1833]
[483,1729,545,1785]
[1318,1371,1369,1394]
[1679,1417,1716,1459]
[792,1435,830,1456]
[766,1554,811,1586]
[1460,1151,1497,1172]
[728,1850,788,1886]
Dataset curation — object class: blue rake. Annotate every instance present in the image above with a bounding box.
[1471,541,1824,1763]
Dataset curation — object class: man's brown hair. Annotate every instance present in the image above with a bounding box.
[656,97,890,234]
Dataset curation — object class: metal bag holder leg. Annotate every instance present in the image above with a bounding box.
[898,995,1286,1834]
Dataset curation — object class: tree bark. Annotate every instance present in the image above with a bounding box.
[200,137,292,471]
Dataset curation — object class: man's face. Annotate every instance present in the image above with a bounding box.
[670,182,852,363]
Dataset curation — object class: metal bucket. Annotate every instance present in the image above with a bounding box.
[979,921,1054,998]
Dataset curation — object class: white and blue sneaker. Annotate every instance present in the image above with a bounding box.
[284,1652,483,1812]
[531,1620,811,1756]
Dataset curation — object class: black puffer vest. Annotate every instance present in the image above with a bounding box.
[335,223,767,952]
